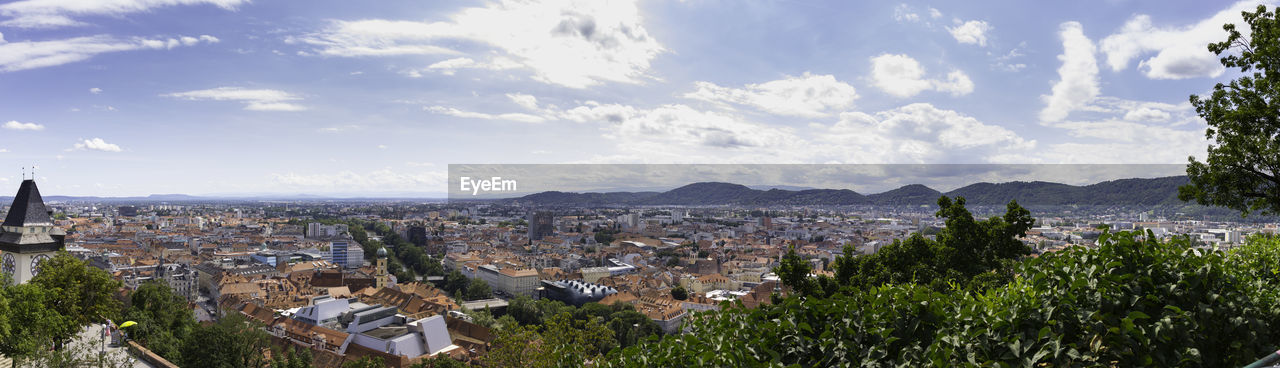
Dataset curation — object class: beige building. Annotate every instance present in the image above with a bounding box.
[477,264,539,297]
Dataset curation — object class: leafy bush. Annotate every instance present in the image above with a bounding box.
[603,232,1280,367]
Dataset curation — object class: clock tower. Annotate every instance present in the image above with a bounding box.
[0,179,64,285]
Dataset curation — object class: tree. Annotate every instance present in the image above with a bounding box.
[464,278,492,300]
[670,286,688,301]
[342,356,385,368]
[179,313,270,368]
[270,346,314,368]
[122,282,197,363]
[443,271,468,296]
[411,354,467,368]
[31,253,123,333]
[1180,5,1280,216]
[774,244,814,296]
[486,312,617,368]
[0,283,73,366]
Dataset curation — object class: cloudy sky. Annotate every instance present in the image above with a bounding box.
[0,0,1263,196]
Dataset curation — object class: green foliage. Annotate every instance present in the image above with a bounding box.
[464,278,492,300]
[30,252,123,335]
[1181,5,1280,216]
[342,355,385,368]
[671,286,688,301]
[441,270,469,297]
[270,346,314,368]
[0,283,73,361]
[179,312,271,368]
[486,312,617,368]
[834,196,1031,292]
[505,296,660,351]
[604,232,1280,367]
[774,244,815,296]
[0,254,125,364]
[122,281,197,363]
[410,354,468,368]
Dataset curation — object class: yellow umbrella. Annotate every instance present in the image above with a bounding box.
[119,321,136,328]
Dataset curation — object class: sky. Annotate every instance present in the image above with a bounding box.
[0,0,1266,197]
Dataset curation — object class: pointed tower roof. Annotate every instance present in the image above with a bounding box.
[4,179,52,227]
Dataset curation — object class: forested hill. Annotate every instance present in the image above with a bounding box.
[512,176,1191,207]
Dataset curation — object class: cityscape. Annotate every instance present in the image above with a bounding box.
[2,0,1280,367]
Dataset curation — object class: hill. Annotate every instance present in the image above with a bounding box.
[514,176,1192,207]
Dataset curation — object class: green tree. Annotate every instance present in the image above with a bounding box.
[443,271,468,296]
[179,313,270,368]
[486,312,617,368]
[670,286,688,301]
[1180,5,1280,216]
[270,346,314,368]
[605,308,662,348]
[342,355,385,368]
[774,244,814,296]
[464,278,491,300]
[31,253,123,332]
[0,283,72,366]
[122,282,197,363]
[410,354,467,368]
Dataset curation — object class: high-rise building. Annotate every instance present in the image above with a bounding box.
[527,211,554,241]
[0,179,65,285]
[326,240,365,269]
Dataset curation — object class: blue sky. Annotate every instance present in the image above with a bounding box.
[0,0,1265,196]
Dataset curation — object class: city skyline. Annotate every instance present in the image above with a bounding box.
[0,0,1261,196]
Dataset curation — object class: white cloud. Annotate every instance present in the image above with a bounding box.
[162,87,307,111]
[0,149,7,153]
[1123,106,1172,122]
[425,106,547,123]
[0,34,218,72]
[948,20,992,46]
[818,103,1034,163]
[295,0,665,88]
[603,104,796,149]
[410,57,521,77]
[1099,1,1265,79]
[507,93,541,111]
[1040,22,1099,122]
[72,137,122,152]
[0,0,248,28]
[893,4,920,23]
[89,87,102,94]
[3,120,44,130]
[929,8,942,19]
[992,43,1027,72]
[318,124,361,133]
[869,54,974,98]
[934,71,974,96]
[682,73,858,117]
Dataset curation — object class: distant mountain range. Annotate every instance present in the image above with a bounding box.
[511,176,1193,207]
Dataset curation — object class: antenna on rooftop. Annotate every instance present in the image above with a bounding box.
[21,166,24,180]
[31,164,35,179]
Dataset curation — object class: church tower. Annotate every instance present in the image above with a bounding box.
[374,247,389,289]
[0,179,65,285]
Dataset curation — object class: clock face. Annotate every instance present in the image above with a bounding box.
[2,254,13,275]
[30,254,50,278]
